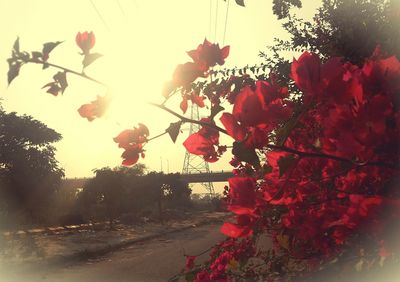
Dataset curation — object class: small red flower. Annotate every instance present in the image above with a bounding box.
[185,255,196,270]
[78,94,110,121]
[187,38,230,70]
[113,123,149,148]
[172,62,205,88]
[183,118,221,162]
[114,124,149,166]
[76,31,96,54]
[121,144,144,166]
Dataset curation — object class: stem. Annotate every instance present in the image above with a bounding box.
[150,103,228,134]
[26,59,107,87]
[147,131,168,142]
[265,144,395,169]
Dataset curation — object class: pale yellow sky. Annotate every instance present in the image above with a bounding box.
[0,0,320,185]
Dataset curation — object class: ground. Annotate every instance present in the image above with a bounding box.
[0,223,224,282]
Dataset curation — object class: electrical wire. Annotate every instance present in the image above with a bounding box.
[214,0,219,42]
[116,0,126,18]
[209,0,213,39]
[89,0,112,33]
[222,0,230,45]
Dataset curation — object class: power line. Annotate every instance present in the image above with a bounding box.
[222,0,230,45]
[89,0,112,33]
[214,0,219,42]
[116,0,126,18]
[209,0,213,39]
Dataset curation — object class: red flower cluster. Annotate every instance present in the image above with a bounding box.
[76,31,95,54]
[193,238,255,281]
[220,79,292,147]
[78,94,110,121]
[183,118,226,162]
[167,39,230,117]
[182,46,400,279]
[180,92,205,114]
[114,123,149,166]
[220,48,400,262]
[187,38,230,71]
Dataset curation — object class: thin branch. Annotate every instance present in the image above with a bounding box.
[150,103,228,134]
[147,131,168,142]
[265,144,396,169]
[26,59,107,87]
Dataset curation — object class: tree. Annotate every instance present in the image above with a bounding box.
[78,167,127,229]
[261,0,400,87]
[0,106,64,225]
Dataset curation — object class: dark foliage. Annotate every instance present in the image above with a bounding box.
[0,106,64,225]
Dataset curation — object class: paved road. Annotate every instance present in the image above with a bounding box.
[0,223,225,282]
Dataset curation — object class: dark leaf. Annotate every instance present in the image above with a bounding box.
[166,121,182,143]
[7,60,21,85]
[277,154,295,177]
[31,51,43,60]
[20,51,30,62]
[13,37,20,54]
[82,52,103,68]
[275,117,298,146]
[53,71,68,94]
[232,141,260,168]
[210,104,225,119]
[42,41,63,56]
[235,0,245,7]
[42,63,49,70]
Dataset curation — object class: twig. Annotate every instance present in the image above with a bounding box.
[26,59,107,87]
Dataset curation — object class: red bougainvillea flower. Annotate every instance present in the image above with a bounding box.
[76,31,96,54]
[220,113,246,142]
[185,255,197,270]
[187,38,230,70]
[121,144,145,166]
[172,62,206,88]
[77,94,110,121]
[114,123,149,166]
[220,79,291,148]
[183,118,222,162]
[227,176,257,215]
[221,214,254,238]
[180,92,205,114]
[113,123,149,148]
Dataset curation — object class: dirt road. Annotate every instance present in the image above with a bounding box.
[0,223,225,282]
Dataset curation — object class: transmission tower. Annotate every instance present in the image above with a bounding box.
[182,104,215,196]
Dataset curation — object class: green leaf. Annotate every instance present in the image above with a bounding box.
[82,52,103,68]
[166,121,182,143]
[53,71,68,94]
[232,141,260,168]
[235,0,245,7]
[7,59,21,85]
[277,154,295,177]
[42,41,63,56]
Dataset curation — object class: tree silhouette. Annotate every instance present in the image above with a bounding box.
[0,105,64,226]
